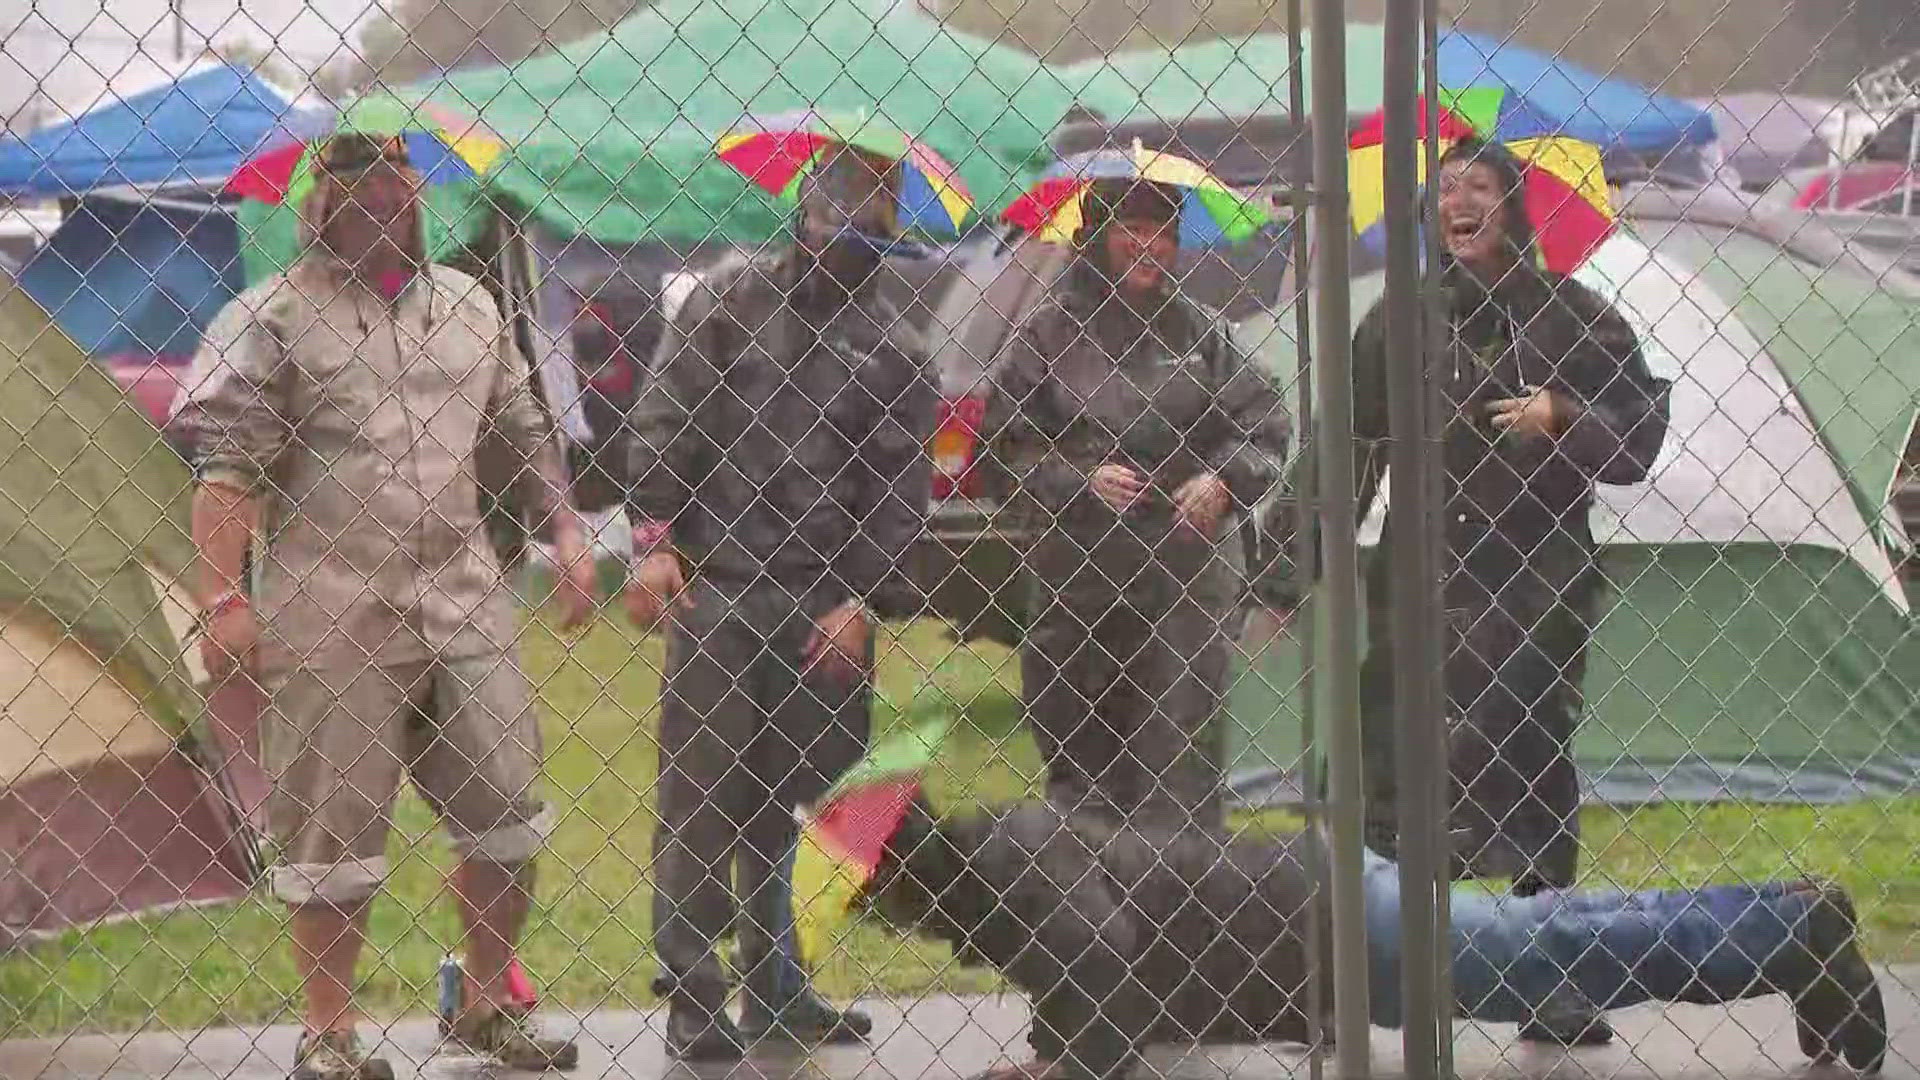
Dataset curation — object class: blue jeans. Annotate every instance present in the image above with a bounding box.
[1360,848,1802,1026]
[739,838,813,1004]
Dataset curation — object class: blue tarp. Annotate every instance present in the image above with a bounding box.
[0,63,303,196]
[1060,27,1715,156]
[1437,29,1716,152]
[19,196,242,358]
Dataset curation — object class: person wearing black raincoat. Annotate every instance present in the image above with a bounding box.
[978,177,1291,833]
[621,146,936,1060]
[1336,137,1671,1037]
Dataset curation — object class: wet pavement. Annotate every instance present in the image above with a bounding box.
[6,973,1915,1080]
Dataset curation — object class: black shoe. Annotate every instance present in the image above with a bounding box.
[1517,985,1615,1047]
[1779,882,1886,1074]
[655,975,747,1062]
[740,986,872,1045]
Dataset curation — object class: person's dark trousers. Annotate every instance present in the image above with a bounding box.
[1359,520,1602,892]
[1017,545,1234,834]
[649,578,870,1048]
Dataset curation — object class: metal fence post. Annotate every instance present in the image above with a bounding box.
[1309,0,1373,1074]
[1419,1,1455,1073]
[1383,0,1448,1075]
[1286,3,1326,1077]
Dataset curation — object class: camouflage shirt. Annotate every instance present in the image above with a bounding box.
[177,260,551,672]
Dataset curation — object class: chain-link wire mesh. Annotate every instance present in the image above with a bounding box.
[0,1,1914,1079]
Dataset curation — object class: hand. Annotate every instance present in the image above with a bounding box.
[199,602,259,680]
[805,599,871,682]
[1172,471,1232,537]
[1090,463,1147,512]
[554,548,597,631]
[1486,385,1563,439]
[623,552,690,630]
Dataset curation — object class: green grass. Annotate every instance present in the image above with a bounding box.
[1,606,1915,1037]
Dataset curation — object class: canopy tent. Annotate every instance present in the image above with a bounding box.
[0,61,309,197]
[0,273,255,942]
[1226,225,1919,807]
[1056,28,1713,169]
[404,0,1081,246]
[18,193,243,360]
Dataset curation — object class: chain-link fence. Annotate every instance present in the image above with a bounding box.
[0,2,1915,1079]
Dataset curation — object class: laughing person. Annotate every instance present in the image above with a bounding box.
[1331,139,1673,926]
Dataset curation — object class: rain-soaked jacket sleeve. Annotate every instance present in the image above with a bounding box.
[1199,316,1292,508]
[838,337,938,618]
[624,278,728,530]
[176,291,292,495]
[1545,286,1672,485]
[979,306,1087,516]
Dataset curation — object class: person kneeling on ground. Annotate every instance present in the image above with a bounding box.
[860,798,1886,1080]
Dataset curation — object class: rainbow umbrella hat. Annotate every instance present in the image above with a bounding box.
[1000,139,1273,248]
[1347,88,1615,275]
[715,110,973,237]
[226,94,504,206]
[790,715,952,964]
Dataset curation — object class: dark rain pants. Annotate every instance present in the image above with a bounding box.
[1360,519,1604,889]
[650,578,872,1001]
[1019,526,1237,833]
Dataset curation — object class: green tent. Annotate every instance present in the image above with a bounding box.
[240,0,1081,277]
[1226,224,1920,805]
[428,0,1076,245]
[0,275,255,939]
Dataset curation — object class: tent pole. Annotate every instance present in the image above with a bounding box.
[1310,0,1373,1074]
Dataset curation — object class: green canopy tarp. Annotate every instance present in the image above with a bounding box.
[1226,224,1920,805]
[0,275,254,938]
[423,0,1077,245]
[238,0,1081,277]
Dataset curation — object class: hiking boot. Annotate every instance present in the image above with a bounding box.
[446,1001,580,1071]
[1516,984,1615,1047]
[1775,881,1886,1073]
[291,1029,394,1080]
[654,974,746,1062]
[740,985,872,1045]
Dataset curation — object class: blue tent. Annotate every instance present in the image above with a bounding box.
[1059,27,1715,156]
[0,62,305,197]
[1436,29,1716,152]
[18,195,242,359]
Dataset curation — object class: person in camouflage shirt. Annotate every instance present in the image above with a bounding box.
[178,133,594,1080]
